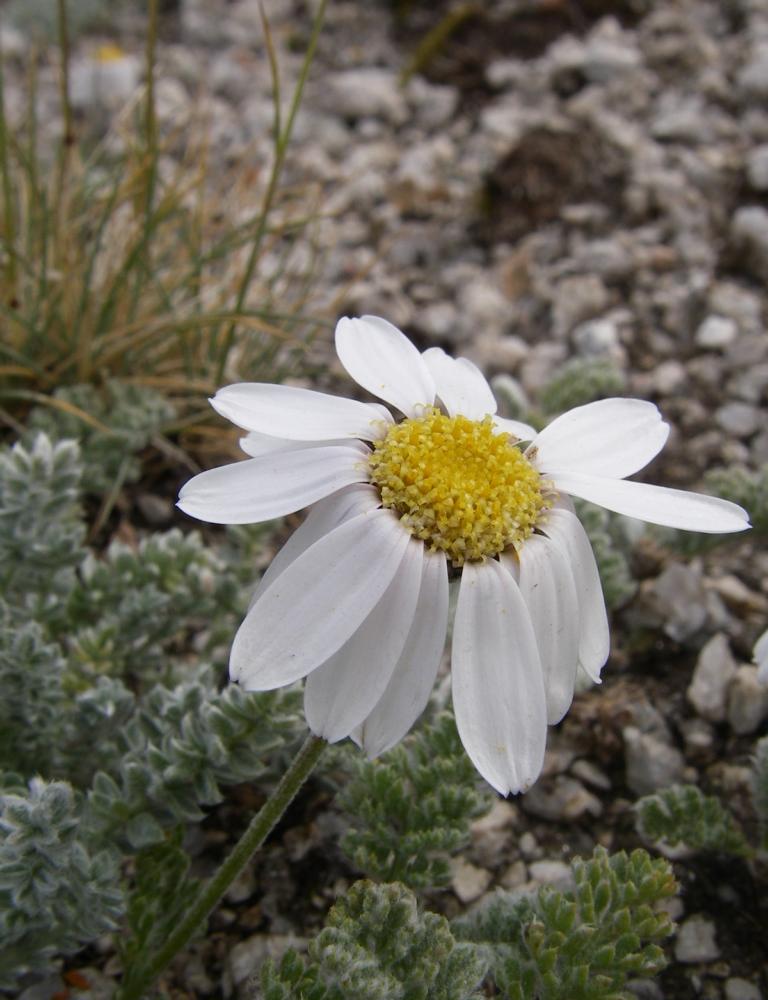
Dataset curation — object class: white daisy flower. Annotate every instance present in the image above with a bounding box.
[178,315,750,795]
[754,629,768,686]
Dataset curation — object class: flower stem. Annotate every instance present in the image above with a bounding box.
[119,732,327,1000]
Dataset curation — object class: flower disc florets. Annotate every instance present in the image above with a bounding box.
[369,407,549,565]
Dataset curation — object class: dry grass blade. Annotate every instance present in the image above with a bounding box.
[0,0,330,446]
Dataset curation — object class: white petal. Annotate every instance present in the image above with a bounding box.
[541,508,609,683]
[531,399,669,479]
[250,485,380,605]
[492,415,537,442]
[240,431,349,457]
[518,534,580,725]
[335,315,435,417]
[177,443,370,524]
[230,508,410,689]
[211,383,389,441]
[452,559,547,796]
[754,629,768,685]
[551,473,751,533]
[422,347,497,420]
[354,550,449,757]
[304,538,424,742]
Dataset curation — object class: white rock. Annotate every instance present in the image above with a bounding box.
[688,633,738,722]
[471,799,518,836]
[528,860,573,888]
[674,914,720,964]
[227,933,306,988]
[572,317,621,357]
[500,859,528,889]
[725,977,762,1000]
[457,279,511,339]
[552,275,609,336]
[714,401,761,437]
[451,858,492,904]
[727,665,768,734]
[405,76,458,129]
[583,38,642,82]
[522,776,603,821]
[653,359,687,394]
[695,314,738,349]
[325,68,406,124]
[708,281,762,330]
[420,301,459,339]
[623,727,686,797]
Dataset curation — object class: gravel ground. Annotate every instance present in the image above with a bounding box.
[6,1,768,997]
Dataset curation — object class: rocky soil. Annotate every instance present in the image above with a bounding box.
[5,0,768,997]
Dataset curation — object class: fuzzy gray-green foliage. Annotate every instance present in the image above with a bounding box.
[66,528,241,683]
[453,847,676,1000]
[634,784,751,858]
[25,381,176,495]
[0,435,86,604]
[0,778,123,989]
[635,785,751,855]
[119,828,200,996]
[262,881,486,1000]
[539,359,627,416]
[339,712,493,889]
[87,680,304,850]
[0,431,307,986]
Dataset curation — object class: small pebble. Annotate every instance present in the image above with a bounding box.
[725,978,762,1000]
[675,915,720,964]
[450,858,493,904]
[695,315,738,349]
[687,633,738,723]
[727,665,768,734]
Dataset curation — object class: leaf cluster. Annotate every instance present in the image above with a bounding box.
[634,784,751,858]
[0,435,85,603]
[87,680,304,850]
[339,712,493,889]
[0,779,123,989]
[25,381,176,494]
[0,430,307,986]
[261,881,486,1000]
[119,828,200,993]
[539,358,627,417]
[454,847,676,1000]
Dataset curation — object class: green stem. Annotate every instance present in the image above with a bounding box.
[54,0,74,204]
[119,733,327,1000]
[215,0,327,384]
[0,38,17,301]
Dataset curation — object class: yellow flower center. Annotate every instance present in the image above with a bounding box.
[368,407,549,566]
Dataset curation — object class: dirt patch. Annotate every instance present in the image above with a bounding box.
[474,124,628,245]
[395,0,650,105]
